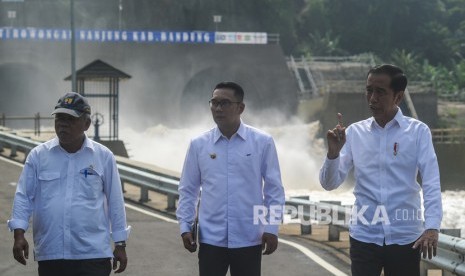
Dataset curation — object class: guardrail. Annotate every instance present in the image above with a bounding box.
[286,197,465,276]
[0,129,180,210]
[422,234,465,275]
[286,197,349,240]
[116,161,179,210]
[0,129,463,275]
[0,130,42,159]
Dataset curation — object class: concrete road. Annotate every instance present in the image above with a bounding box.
[0,156,350,276]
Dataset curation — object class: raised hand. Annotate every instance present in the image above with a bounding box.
[326,113,346,159]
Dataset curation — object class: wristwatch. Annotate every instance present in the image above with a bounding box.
[114,241,126,248]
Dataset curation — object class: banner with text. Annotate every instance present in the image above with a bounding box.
[0,28,269,45]
[0,28,214,43]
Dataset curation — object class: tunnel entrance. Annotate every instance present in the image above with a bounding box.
[0,62,60,129]
[179,66,265,126]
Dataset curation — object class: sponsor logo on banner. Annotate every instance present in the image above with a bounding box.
[215,32,268,44]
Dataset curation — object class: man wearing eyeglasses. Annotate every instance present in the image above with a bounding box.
[176,81,285,276]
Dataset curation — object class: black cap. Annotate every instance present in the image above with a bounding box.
[51,92,91,117]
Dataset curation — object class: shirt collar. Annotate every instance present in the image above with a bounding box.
[393,107,408,128]
[49,134,95,152]
[213,121,246,143]
[369,107,407,129]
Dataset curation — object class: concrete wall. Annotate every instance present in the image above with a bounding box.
[318,91,438,136]
[313,91,463,191]
[434,143,465,190]
[0,40,299,130]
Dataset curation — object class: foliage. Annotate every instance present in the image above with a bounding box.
[2,0,465,98]
[295,0,465,98]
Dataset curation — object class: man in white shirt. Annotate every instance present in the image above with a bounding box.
[319,64,442,276]
[8,92,130,276]
[176,82,285,276]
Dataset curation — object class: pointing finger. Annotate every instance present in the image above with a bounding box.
[337,113,344,127]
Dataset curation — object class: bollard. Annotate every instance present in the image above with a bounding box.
[10,145,17,158]
[120,179,126,193]
[167,194,176,211]
[321,200,341,241]
[23,149,30,163]
[300,222,312,235]
[139,187,150,203]
[291,196,312,235]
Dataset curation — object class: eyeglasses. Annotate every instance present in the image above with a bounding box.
[209,100,241,108]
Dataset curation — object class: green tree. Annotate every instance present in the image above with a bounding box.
[390,49,422,79]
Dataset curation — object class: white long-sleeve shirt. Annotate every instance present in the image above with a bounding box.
[8,136,130,261]
[320,109,442,246]
[176,123,285,248]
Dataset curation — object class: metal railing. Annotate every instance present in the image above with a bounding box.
[0,113,54,136]
[0,129,464,275]
[267,33,280,44]
[432,128,465,144]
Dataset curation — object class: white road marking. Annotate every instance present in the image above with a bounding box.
[279,238,348,276]
[0,156,24,167]
[125,203,178,223]
[126,201,348,276]
[1,155,347,275]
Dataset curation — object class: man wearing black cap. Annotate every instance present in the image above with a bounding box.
[8,92,130,276]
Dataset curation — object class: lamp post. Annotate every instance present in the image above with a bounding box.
[7,10,16,27]
[213,15,222,32]
[118,0,123,30]
[70,0,77,92]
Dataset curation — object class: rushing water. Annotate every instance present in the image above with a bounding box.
[120,119,464,237]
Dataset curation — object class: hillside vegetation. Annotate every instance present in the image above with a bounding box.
[1,0,465,101]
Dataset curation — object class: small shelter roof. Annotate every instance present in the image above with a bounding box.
[64,59,131,80]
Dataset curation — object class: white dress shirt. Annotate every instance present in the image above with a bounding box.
[8,136,130,261]
[176,122,285,248]
[320,108,442,246]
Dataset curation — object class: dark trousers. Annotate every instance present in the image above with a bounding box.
[38,258,111,276]
[350,237,420,276]
[198,243,262,276]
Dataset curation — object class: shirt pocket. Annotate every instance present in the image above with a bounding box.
[78,168,104,199]
[38,172,60,199]
[234,150,260,176]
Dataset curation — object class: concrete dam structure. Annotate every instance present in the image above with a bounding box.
[0,31,298,130]
[1,31,462,190]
